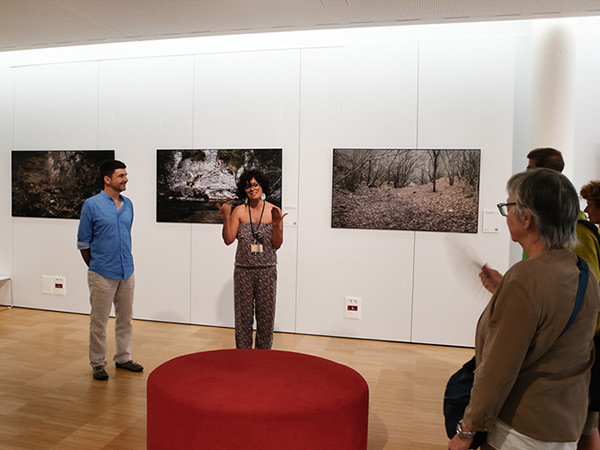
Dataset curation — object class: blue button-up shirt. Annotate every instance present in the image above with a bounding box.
[77,191,134,280]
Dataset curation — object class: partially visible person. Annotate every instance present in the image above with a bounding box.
[582,182,600,224]
[77,160,143,381]
[578,180,600,450]
[449,168,600,450]
[526,147,565,172]
[217,169,286,349]
[578,181,600,281]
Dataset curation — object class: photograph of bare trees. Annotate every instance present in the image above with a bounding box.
[157,149,282,224]
[332,148,480,233]
[12,150,115,219]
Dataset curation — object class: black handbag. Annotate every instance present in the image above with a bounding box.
[443,356,487,448]
[589,335,600,411]
[443,256,589,448]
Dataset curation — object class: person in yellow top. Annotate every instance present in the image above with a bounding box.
[578,180,600,450]
[578,181,600,282]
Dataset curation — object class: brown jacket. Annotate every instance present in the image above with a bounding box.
[464,249,600,441]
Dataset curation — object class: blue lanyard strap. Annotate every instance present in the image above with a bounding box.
[560,256,589,337]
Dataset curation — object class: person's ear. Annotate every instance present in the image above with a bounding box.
[520,208,534,229]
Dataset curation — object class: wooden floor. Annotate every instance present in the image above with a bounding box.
[0,307,473,449]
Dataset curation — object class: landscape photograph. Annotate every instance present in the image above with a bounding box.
[332,148,481,233]
[12,150,115,219]
[157,149,282,224]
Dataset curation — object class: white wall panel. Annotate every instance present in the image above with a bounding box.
[190,228,237,328]
[573,31,600,193]
[190,50,301,332]
[412,37,516,346]
[98,56,195,323]
[14,62,99,148]
[297,42,418,341]
[12,62,99,311]
[13,218,90,312]
[0,66,13,279]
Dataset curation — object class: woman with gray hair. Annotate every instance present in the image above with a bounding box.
[449,168,600,450]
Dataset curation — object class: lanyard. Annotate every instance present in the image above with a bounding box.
[248,201,265,243]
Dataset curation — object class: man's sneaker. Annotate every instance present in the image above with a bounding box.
[115,360,144,372]
[93,366,109,380]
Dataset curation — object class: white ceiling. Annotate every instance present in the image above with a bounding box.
[2,0,600,52]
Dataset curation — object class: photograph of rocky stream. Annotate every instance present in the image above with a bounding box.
[157,149,282,224]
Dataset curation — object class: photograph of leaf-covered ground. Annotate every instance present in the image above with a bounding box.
[12,150,115,219]
[157,149,282,224]
[332,149,480,233]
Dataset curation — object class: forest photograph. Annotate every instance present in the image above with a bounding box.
[157,149,282,224]
[12,150,115,219]
[332,148,481,233]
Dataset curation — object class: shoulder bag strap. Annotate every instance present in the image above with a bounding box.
[560,256,589,337]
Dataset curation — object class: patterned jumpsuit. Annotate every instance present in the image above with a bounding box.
[234,222,277,349]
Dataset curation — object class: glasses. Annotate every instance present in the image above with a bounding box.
[497,202,516,217]
[245,182,260,190]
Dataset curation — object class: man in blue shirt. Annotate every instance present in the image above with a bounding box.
[77,160,143,381]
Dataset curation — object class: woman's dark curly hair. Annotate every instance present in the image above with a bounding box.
[236,169,271,200]
[581,181,600,208]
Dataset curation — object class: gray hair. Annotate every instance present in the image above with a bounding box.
[506,168,579,249]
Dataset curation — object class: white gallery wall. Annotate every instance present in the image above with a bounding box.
[2,19,599,347]
[0,65,14,306]
[413,37,516,345]
[574,21,600,190]
[297,41,420,343]
[190,50,301,332]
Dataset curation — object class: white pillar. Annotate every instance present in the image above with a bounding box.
[530,19,577,178]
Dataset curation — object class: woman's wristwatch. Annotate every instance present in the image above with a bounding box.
[456,420,477,439]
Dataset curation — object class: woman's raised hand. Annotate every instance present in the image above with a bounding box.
[217,203,232,217]
[271,207,288,225]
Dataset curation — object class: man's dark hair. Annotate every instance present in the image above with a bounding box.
[236,169,271,200]
[526,147,565,173]
[99,160,126,187]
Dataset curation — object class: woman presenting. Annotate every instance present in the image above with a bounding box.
[451,168,600,450]
[217,169,286,349]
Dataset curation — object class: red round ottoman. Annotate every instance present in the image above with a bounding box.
[147,349,369,449]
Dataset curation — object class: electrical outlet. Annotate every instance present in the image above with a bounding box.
[53,276,66,296]
[344,296,361,319]
[41,275,66,296]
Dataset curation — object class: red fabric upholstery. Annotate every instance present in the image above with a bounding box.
[147,349,369,449]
